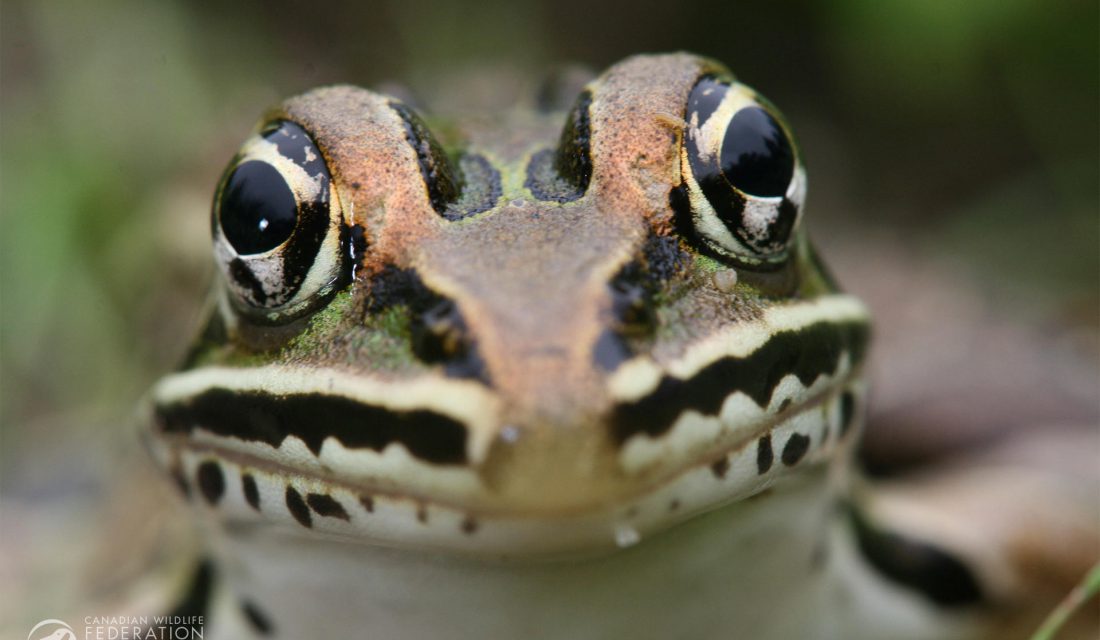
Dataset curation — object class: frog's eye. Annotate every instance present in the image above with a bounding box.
[677,75,805,267]
[211,120,345,318]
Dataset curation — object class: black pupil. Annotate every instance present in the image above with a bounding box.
[219,160,298,255]
[720,106,795,198]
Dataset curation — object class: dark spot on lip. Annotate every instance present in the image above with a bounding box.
[781,433,811,466]
[710,457,730,479]
[285,486,312,528]
[359,495,375,513]
[461,516,478,534]
[669,499,681,512]
[196,461,225,506]
[757,435,774,475]
[241,473,260,510]
[306,493,350,521]
[416,504,429,524]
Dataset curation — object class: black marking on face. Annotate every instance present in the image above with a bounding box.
[285,486,312,528]
[757,435,774,475]
[390,101,460,214]
[555,89,593,194]
[241,599,274,636]
[411,298,487,381]
[461,516,478,535]
[416,504,429,524]
[526,89,593,203]
[669,499,681,512]
[196,461,225,506]
[849,505,983,607]
[157,389,469,465]
[241,473,261,511]
[610,320,869,444]
[525,149,584,202]
[306,493,350,521]
[782,433,810,466]
[839,391,856,437]
[367,267,489,382]
[359,495,375,513]
[598,234,688,370]
[442,153,502,221]
[710,457,730,479]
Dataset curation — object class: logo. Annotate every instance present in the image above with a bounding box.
[28,615,204,639]
[27,620,75,640]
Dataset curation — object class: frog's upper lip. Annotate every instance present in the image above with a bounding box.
[149,365,502,466]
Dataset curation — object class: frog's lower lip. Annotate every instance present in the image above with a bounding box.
[146,382,861,556]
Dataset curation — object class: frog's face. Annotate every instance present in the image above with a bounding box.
[148,53,868,554]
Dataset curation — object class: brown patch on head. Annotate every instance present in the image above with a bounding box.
[586,54,709,226]
[275,87,444,275]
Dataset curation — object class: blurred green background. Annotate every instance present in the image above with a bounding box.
[0,0,1097,625]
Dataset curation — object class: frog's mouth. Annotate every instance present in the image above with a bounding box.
[146,294,869,556]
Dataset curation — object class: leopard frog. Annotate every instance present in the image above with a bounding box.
[145,53,994,639]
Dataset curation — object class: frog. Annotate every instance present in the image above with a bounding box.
[143,53,1096,639]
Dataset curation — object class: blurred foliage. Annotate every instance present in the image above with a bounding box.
[0,0,1096,465]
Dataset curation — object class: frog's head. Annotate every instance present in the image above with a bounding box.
[148,53,869,554]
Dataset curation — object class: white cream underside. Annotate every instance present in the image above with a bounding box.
[196,451,981,640]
